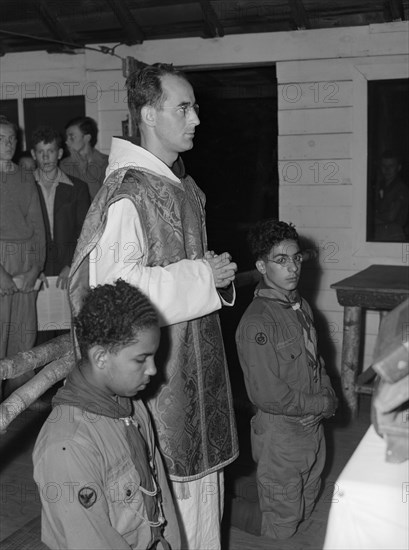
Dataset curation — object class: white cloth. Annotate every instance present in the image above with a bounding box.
[89,139,233,326]
[323,425,409,550]
[172,471,224,550]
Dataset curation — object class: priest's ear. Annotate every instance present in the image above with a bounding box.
[256,259,266,275]
[140,105,156,127]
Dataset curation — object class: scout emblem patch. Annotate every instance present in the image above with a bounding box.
[78,486,97,508]
[255,332,267,345]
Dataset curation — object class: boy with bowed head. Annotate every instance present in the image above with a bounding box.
[235,219,338,540]
[33,279,180,550]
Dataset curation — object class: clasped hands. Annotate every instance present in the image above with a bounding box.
[205,250,237,289]
[299,388,338,428]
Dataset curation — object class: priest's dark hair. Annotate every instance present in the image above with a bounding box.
[74,279,158,357]
[247,219,300,261]
[126,62,189,124]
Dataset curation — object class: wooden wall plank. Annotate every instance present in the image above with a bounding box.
[279,134,351,160]
[280,205,351,228]
[278,81,353,110]
[276,54,409,82]
[99,89,128,111]
[280,185,353,207]
[278,107,353,135]
[98,110,128,130]
[278,159,351,185]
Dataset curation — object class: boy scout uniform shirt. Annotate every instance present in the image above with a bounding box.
[33,400,180,550]
[235,289,333,417]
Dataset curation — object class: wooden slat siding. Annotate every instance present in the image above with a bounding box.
[278,107,353,135]
[276,54,409,82]
[279,134,350,160]
[88,70,125,89]
[279,159,352,186]
[278,81,353,111]
[281,186,353,207]
[0,74,87,96]
[99,89,128,111]
[283,206,351,228]
[298,228,354,259]
[89,71,128,154]
[99,110,129,130]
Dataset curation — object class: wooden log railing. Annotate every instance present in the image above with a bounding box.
[0,334,75,432]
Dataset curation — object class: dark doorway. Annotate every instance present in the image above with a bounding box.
[23,95,85,152]
[183,65,278,272]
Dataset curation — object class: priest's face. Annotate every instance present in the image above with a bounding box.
[150,74,200,163]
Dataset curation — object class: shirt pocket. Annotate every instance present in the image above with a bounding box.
[105,460,149,544]
[275,338,303,384]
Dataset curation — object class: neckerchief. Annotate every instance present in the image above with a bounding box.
[255,285,319,382]
[53,364,171,549]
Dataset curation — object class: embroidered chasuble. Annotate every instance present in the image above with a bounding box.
[69,165,239,480]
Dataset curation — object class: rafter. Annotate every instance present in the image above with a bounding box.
[200,0,224,38]
[105,0,144,45]
[287,0,310,30]
[37,0,75,46]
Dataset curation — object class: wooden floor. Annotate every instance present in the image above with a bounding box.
[0,395,372,550]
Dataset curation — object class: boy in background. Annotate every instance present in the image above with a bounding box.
[235,219,338,540]
[33,279,180,549]
[60,116,108,200]
[31,126,90,293]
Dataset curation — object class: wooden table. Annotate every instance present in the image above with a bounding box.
[331,264,409,417]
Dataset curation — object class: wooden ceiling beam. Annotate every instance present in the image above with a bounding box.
[37,0,76,46]
[105,0,144,45]
[385,0,404,21]
[200,0,225,38]
[287,0,310,30]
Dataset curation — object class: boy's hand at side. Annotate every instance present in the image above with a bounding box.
[57,266,70,289]
[321,388,338,418]
[299,413,323,428]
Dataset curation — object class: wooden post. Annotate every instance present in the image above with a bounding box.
[341,305,362,418]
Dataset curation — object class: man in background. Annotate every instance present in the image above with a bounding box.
[0,116,45,397]
[60,116,108,200]
[374,150,409,242]
[31,126,89,343]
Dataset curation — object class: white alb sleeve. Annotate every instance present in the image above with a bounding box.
[89,199,222,326]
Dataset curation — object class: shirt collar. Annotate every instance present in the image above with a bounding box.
[34,168,73,187]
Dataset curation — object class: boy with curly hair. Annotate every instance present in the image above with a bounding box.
[235,219,338,540]
[33,279,180,549]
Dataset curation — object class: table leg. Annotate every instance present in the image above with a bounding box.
[341,306,362,418]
